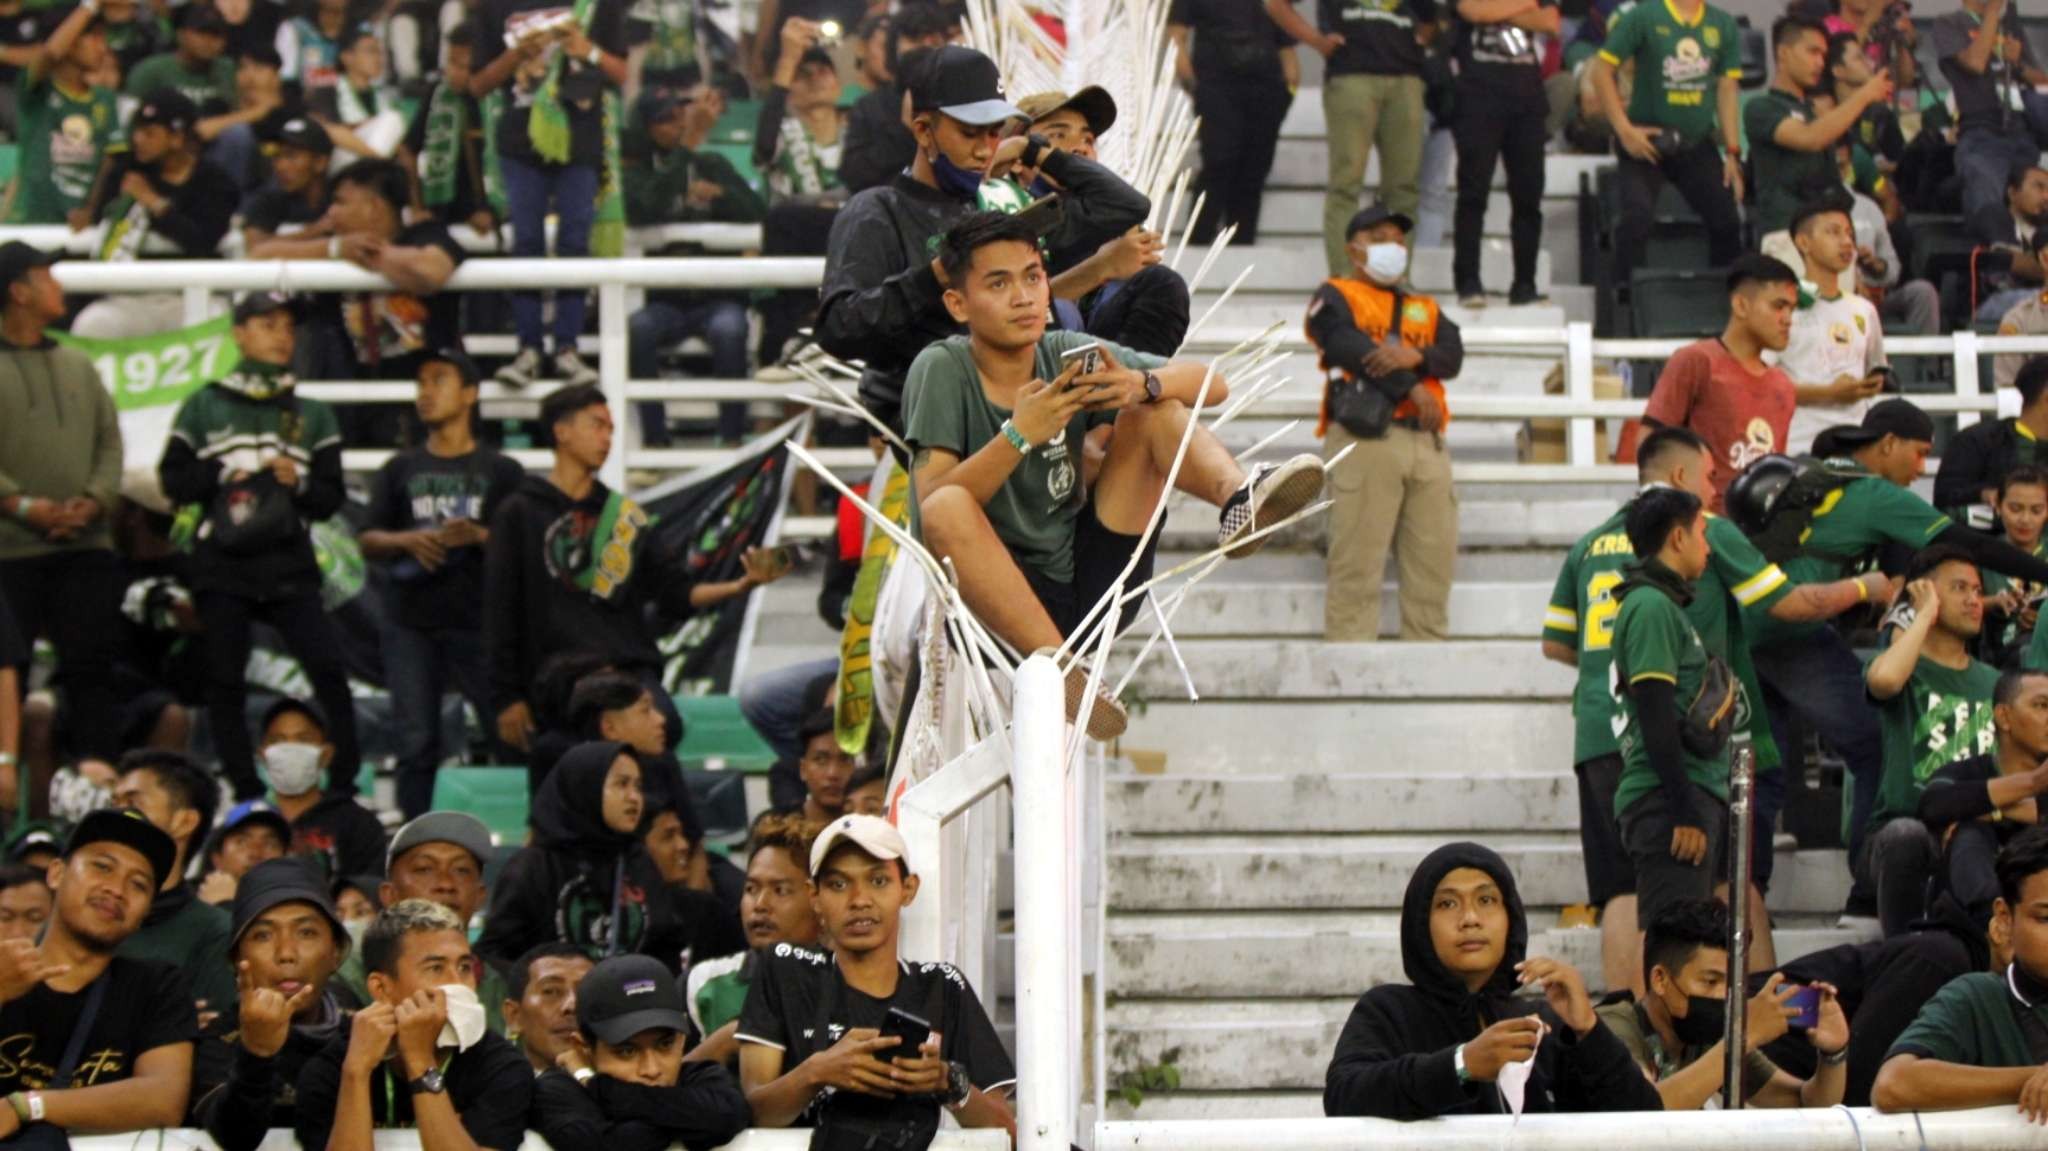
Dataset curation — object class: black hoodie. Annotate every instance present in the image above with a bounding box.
[483,474,696,715]
[475,742,741,975]
[1323,842,1664,1119]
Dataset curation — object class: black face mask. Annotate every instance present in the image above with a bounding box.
[1669,992,1727,1049]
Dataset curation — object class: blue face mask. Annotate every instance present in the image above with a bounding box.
[930,149,984,199]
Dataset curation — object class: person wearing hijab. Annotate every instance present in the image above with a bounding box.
[476,741,742,975]
[1323,842,1665,1119]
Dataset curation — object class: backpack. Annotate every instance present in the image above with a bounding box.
[1726,453,1864,565]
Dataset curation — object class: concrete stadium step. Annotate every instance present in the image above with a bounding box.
[1185,291,1590,334]
[1155,493,1613,550]
[1253,187,1578,245]
[1263,131,1615,200]
[1107,910,1863,1000]
[1101,579,1546,639]
[1108,833,1852,914]
[1109,639,1576,702]
[1105,770,1576,833]
[1103,1092,1324,1122]
[1144,548,1569,585]
[1117,700,1573,775]
[1195,243,1552,296]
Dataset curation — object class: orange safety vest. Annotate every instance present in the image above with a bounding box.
[1308,277,1450,439]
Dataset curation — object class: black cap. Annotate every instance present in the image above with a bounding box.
[132,87,197,134]
[232,289,298,324]
[274,116,333,157]
[261,695,329,737]
[798,44,836,70]
[178,4,227,34]
[65,808,178,888]
[1346,202,1413,238]
[0,240,56,288]
[5,824,61,864]
[636,87,687,125]
[420,346,482,387]
[230,857,350,953]
[1812,397,1936,457]
[576,954,691,1044]
[908,45,1023,126]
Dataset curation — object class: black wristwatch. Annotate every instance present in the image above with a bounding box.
[1021,133,1050,170]
[1140,371,1162,404]
[408,1067,447,1095]
[943,1060,972,1108]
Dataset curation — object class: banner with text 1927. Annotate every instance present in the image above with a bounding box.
[645,414,805,696]
[50,315,240,471]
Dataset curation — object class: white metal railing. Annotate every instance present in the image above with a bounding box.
[72,1130,1004,1151]
[1094,1107,2048,1148]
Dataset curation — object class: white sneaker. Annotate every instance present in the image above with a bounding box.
[1217,453,1327,558]
[553,348,598,386]
[496,347,543,388]
[1458,291,1488,309]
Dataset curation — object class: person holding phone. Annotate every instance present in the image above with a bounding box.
[735,815,1015,1142]
[1594,897,1850,1110]
[1780,194,1892,456]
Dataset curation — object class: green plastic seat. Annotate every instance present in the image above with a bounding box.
[674,694,778,773]
[430,766,530,843]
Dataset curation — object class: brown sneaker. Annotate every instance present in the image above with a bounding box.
[1557,903,1601,930]
[1037,649,1128,742]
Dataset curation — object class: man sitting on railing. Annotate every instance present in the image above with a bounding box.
[908,212,1326,739]
[1597,898,1850,1110]
[816,44,1151,438]
[1936,357,2048,525]
[1323,841,1661,1120]
[736,814,1016,1143]
[0,810,193,1143]
[157,291,363,805]
[1874,824,2048,1117]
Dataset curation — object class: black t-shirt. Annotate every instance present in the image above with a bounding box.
[472,0,628,170]
[294,1023,534,1151]
[0,957,195,1092]
[318,220,468,380]
[1320,0,1434,77]
[241,184,327,237]
[0,579,23,671]
[1168,0,1289,81]
[735,944,1015,1128]
[289,794,391,881]
[1455,0,1552,92]
[367,446,525,631]
[1932,8,2040,136]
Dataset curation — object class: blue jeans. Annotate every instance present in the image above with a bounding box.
[1754,627,1884,879]
[501,154,598,353]
[1956,126,2041,224]
[1977,285,2034,328]
[382,621,492,820]
[208,123,260,193]
[630,299,751,443]
[740,655,836,811]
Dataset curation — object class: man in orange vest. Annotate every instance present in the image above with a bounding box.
[1306,203,1465,641]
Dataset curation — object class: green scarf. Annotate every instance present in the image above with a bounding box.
[421,82,470,207]
[212,359,296,401]
[527,0,597,163]
[481,90,508,214]
[96,183,152,261]
[577,489,651,601]
[592,90,624,258]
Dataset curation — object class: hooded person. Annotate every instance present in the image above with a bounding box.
[190,857,358,1150]
[476,741,742,975]
[1323,842,1664,1119]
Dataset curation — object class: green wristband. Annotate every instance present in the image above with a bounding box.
[1001,419,1031,454]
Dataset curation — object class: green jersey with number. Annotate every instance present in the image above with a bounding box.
[1748,468,1952,647]
[1596,0,1743,141]
[1869,650,1999,829]
[1613,578,1731,819]
[9,73,117,224]
[1547,507,1635,765]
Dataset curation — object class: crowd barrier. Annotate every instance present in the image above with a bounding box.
[71,1131,1007,1151]
[1095,1107,2048,1149]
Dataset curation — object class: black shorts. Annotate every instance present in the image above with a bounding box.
[1575,754,1637,906]
[1620,782,1729,928]
[1019,501,1162,641]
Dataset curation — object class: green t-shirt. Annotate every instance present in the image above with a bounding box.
[1890,970,2045,1068]
[1612,579,1731,818]
[1868,648,1998,829]
[1749,470,1952,647]
[903,331,1166,584]
[1545,507,1634,766]
[8,72,118,224]
[1983,538,2047,654]
[1744,88,1840,235]
[124,51,235,108]
[1597,0,1743,140]
[1696,514,1791,771]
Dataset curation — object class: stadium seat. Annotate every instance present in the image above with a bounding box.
[1628,267,1732,340]
[684,768,752,847]
[429,766,530,843]
[1737,18,1767,90]
[674,693,779,773]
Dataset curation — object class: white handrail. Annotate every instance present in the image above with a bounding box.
[49,255,825,292]
[1012,653,1075,1151]
[3,221,765,255]
[1095,1107,2048,1149]
[69,1130,1005,1151]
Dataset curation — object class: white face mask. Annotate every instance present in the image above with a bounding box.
[260,742,325,796]
[438,982,488,1053]
[1361,242,1409,286]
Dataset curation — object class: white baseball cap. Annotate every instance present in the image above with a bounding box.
[808,814,911,877]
